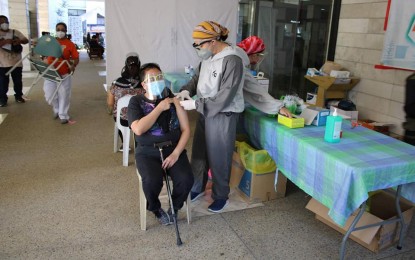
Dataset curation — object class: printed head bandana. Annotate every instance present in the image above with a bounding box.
[237,36,265,55]
[192,21,229,41]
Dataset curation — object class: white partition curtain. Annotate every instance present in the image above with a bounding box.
[105,0,239,88]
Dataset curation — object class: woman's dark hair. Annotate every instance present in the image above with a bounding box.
[219,35,228,41]
[139,63,161,82]
[56,22,67,31]
[121,54,141,80]
[125,55,140,68]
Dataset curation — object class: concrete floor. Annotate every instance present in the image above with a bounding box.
[1,51,415,259]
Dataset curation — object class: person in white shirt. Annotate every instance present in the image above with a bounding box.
[0,15,28,107]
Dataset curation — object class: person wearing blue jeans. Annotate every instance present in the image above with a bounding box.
[404,73,415,146]
[0,67,23,106]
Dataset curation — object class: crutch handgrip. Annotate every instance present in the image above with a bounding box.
[153,141,173,149]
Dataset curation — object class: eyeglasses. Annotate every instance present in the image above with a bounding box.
[143,73,164,83]
[250,52,265,58]
[192,40,212,50]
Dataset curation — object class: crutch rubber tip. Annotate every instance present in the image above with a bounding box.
[397,246,402,250]
[177,240,183,246]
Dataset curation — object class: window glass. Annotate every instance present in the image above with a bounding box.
[239,0,336,101]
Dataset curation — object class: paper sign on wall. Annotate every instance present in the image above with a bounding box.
[381,0,415,70]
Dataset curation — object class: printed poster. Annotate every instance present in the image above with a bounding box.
[381,0,415,70]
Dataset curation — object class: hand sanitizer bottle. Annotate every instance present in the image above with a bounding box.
[324,108,342,143]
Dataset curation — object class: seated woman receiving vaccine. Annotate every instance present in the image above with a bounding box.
[127,63,194,225]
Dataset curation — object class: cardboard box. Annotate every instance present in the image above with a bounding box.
[306,190,414,253]
[230,152,244,189]
[321,61,343,75]
[306,93,317,105]
[330,70,350,79]
[305,75,357,89]
[300,106,330,126]
[305,76,359,108]
[330,106,358,121]
[311,107,330,126]
[238,170,287,203]
[278,114,305,128]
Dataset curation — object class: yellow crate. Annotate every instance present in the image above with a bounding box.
[277,114,305,128]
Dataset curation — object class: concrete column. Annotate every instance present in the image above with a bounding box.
[37,0,48,36]
[28,0,37,40]
[0,0,9,17]
[8,0,30,71]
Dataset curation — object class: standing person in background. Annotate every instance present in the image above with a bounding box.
[404,73,415,145]
[177,21,249,213]
[107,53,145,151]
[0,15,29,107]
[86,32,91,44]
[237,36,291,117]
[89,35,105,59]
[43,22,79,124]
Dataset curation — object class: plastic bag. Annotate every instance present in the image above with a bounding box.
[11,44,22,53]
[238,141,276,174]
[11,30,22,54]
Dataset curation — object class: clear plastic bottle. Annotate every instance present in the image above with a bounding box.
[189,66,195,77]
[185,65,195,77]
[324,108,342,143]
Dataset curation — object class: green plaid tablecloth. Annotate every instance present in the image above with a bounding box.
[243,108,415,227]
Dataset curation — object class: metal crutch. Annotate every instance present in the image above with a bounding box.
[154,140,183,246]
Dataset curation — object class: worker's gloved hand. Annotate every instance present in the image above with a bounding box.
[175,90,191,101]
[180,100,196,110]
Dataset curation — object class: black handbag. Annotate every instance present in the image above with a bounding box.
[11,30,23,54]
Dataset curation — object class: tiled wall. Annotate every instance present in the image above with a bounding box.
[336,0,413,136]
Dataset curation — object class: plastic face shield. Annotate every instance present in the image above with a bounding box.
[144,74,167,100]
[144,73,164,83]
[249,52,266,71]
[249,52,265,65]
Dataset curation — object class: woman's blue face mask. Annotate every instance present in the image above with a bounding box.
[147,80,166,98]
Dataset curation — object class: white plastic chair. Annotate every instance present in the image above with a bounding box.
[136,168,191,231]
[113,95,133,166]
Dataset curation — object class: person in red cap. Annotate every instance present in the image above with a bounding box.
[237,36,291,116]
[237,36,265,75]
